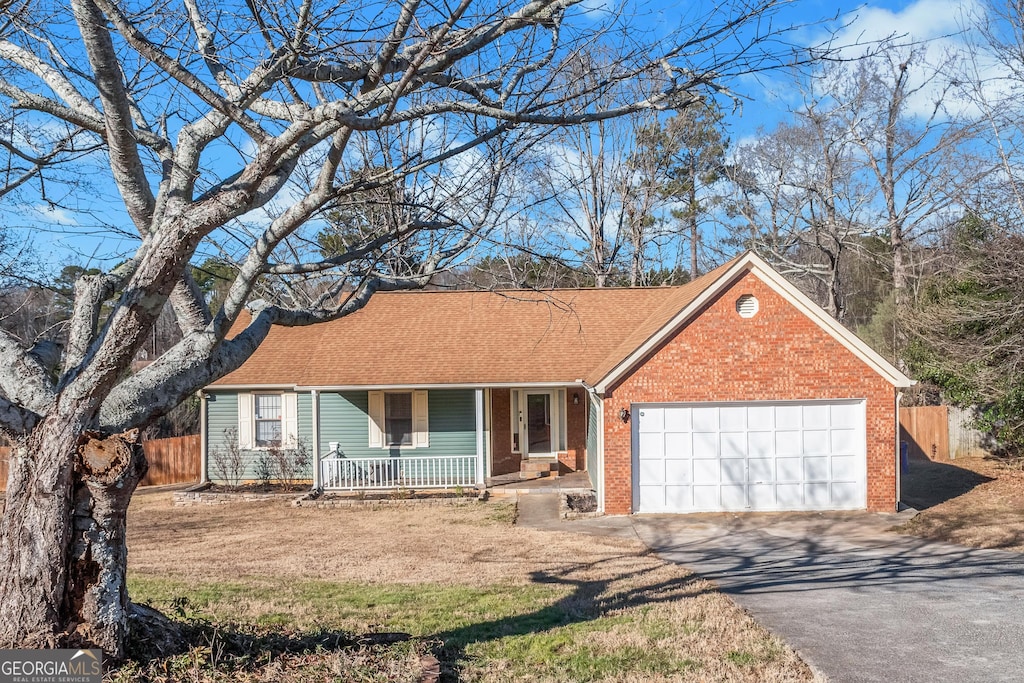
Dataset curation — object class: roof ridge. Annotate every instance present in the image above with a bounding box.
[366,284,702,295]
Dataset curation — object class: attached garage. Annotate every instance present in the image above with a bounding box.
[633,400,867,513]
[594,253,914,516]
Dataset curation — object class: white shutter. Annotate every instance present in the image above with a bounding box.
[281,392,299,447]
[368,391,384,448]
[413,390,429,448]
[237,392,253,449]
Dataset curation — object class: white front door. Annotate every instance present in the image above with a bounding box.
[632,400,867,513]
[513,389,563,458]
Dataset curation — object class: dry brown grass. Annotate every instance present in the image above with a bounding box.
[126,491,817,682]
[900,455,1024,551]
[129,493,646,586]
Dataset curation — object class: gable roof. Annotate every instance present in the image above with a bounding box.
[211,252,913,390]
[591,251,914,391]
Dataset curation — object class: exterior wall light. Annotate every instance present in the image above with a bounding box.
[619,408,629,423]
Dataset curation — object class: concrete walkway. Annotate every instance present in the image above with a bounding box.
[514,493,561,531]
[518,508,1024,683]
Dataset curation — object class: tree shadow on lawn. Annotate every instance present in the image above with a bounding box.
[429,551,713,682]
[124,605,431,681]
[901,453,993,509]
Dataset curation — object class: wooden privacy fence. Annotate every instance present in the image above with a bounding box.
[141,434,201,486]
[900,405,987,461]
[900,406,949,460]
[0,436,199,492]
[0,446,8,492]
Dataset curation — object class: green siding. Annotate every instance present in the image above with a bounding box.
[297,392,313,454]
[207,388,479,485]
[587,394,601,494]
[206,390,313,483]
[319,389,478,483]
[319,389,476,458]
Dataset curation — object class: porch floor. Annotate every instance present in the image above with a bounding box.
[486,470,593,495]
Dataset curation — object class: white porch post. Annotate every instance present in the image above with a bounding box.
[475,389,485,485]
[311,389,321,490]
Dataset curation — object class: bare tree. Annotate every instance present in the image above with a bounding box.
[0,0,815,658]
[726,112,873,322]
[832,44,980,320]
[728,47,980,326]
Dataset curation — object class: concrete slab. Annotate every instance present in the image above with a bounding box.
[514,493,561,531]
[627,512,1024,683]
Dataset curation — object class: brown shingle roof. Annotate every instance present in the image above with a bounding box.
[212,260,738,388]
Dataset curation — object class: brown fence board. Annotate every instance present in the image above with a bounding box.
[141,434,201,486]
[0,445,8,492]
[1,437,199,492]
[900,405,950,460]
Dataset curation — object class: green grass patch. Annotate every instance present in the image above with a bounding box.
[128,573,707,681]
[727,650,758,666]
[130,575,565,636]
[471,617,701,681]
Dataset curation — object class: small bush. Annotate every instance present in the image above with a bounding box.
[210,427,246,487]
[253,451,275,488]
[268,438,312,490]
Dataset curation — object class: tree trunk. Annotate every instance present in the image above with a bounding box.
[0,421,147,660]
[688,171,699,281]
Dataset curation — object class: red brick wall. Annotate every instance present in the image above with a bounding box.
[602,271,897,515]
[489,389,521,475]
[490,388,588,474]
[567,390,587,470]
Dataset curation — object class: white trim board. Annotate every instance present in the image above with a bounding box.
[594,251,914,393]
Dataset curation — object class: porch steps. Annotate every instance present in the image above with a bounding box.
[520,459,559,479]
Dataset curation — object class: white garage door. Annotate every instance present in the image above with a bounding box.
[633,400,867,513]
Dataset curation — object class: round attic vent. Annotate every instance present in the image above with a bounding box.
[736,294,759,318]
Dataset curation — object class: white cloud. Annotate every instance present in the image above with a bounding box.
[832,0,973,49]
[25,204,81,227]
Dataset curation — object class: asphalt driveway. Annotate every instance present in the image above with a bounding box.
[625,512,1024,683]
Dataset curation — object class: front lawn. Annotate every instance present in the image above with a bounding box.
[121,491,815,682]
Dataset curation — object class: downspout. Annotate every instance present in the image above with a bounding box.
[896,390,904,511]
[311,389,321,490]
[199,390,209,485]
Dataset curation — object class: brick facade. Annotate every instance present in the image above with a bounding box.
[489,388,589,475]
[602,271,897,515]
[489,389,521,476]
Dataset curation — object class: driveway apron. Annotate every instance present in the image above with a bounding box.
[626,513,1024,683]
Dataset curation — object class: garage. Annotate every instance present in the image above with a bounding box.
[633,400,867,513]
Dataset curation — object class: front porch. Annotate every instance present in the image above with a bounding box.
[312,384,596,494]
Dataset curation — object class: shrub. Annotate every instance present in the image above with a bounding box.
[210,427,246,487]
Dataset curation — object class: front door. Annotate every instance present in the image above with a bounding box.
[525,392,552,456]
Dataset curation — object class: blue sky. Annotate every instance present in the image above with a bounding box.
[7,0,982,272]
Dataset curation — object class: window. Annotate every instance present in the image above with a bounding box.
[385,392,413,446]
[236,392,297,450]
[368,390,429,448]
[253,394,283,447]
[510,390,520,453]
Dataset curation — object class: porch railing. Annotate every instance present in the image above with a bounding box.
[320,453,478,490]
